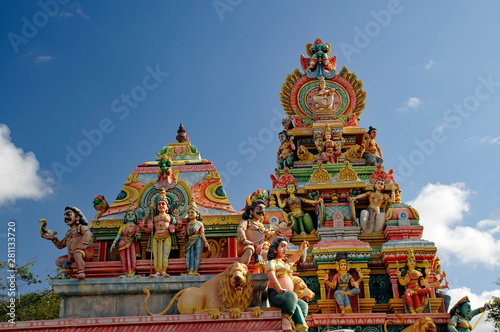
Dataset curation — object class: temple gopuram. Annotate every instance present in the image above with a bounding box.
[5,38,489,332]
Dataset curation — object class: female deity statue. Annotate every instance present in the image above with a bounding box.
[395,249,432,314]
[266,237,310,331]
[276,130,296,170]
[362,126,384,166]
[324,251,363,314]
[348,179,396,233]
[140,188,179,277]
[183,198,210,276]
[315,124,341,164]
[448,296,490,332]
[111,203,141,277]
[276,182,323,235]
[313,77,336,111]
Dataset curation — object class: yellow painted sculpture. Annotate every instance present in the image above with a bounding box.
[348,179,396,233]
[140,188,178,277]
[143,262,263,319]
[384,313,436,332]
[276,182,322,235]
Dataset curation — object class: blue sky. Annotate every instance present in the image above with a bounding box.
[1,1,500,329]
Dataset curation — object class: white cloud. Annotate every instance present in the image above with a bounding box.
[35,56,55,64]
[409,183,500,267]
[73,3,90,20]
[470,135,500,145]
[425,60,435,70]
[477,219,500,234]
[398,97,421,111]
[58,12,74,18]
[0,124,53,206]
[447,286,500,332]
[407,97,421,108]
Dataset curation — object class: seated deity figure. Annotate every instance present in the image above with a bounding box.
[323,251,363,314]
[396,249,432,314]
[276,130,296,170]
[276,182,323,235]
[362,126,384,166]
[237,200,279,268]
[448,296,491,332]
[348,179,395,233]
[41,206,93,280]
[315,124,342,164]
[140,188,179,277]
[313,77,336,111]
[110,203,141,277]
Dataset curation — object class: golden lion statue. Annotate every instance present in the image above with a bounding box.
[342,144,365,162]
[291,276,315,302]
[384,313,436,332]
[297,145,318,163]
[143,262,263,319]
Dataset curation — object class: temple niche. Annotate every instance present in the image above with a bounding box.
[17,38,465,332]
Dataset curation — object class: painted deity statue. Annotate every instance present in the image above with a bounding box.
[362,126,384,166]
[324,251,363,314]
[110,203,141,277]
[140,188,179,277]
[433,257,451,312]
[41,206,93,279]
[276,182,322,235]
[266,237,310,331]
[315,124,341,164]
[448,296,491,332]
[396,249,432,314]
[237,200,279,268]
[183,198,210,276]
[276,130,296,170]
[348,179,396,233]
[313,77,336,111]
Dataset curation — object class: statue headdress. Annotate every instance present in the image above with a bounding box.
[126,202,135,212]
[188,198,198,212]
[158,188,169,204]
[407,248,415,261]
[323,123,332,137]
[449,296,470,317]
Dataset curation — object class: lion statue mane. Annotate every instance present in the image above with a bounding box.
[384,313,436,332]
[297,145,318,163]
[143,262,263,319]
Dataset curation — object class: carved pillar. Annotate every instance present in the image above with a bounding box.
[389,268,400,299]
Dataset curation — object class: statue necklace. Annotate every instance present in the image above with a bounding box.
[249,218,265,233]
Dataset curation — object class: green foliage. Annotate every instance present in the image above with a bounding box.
[487,278,500,330]
[0,259,64,322]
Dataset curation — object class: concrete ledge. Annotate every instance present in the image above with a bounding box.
[53,274,269,319]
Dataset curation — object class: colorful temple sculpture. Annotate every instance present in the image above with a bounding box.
[6,38,492,332]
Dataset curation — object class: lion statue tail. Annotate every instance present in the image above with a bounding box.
[383,312,404,332]
[143,287,186,316]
